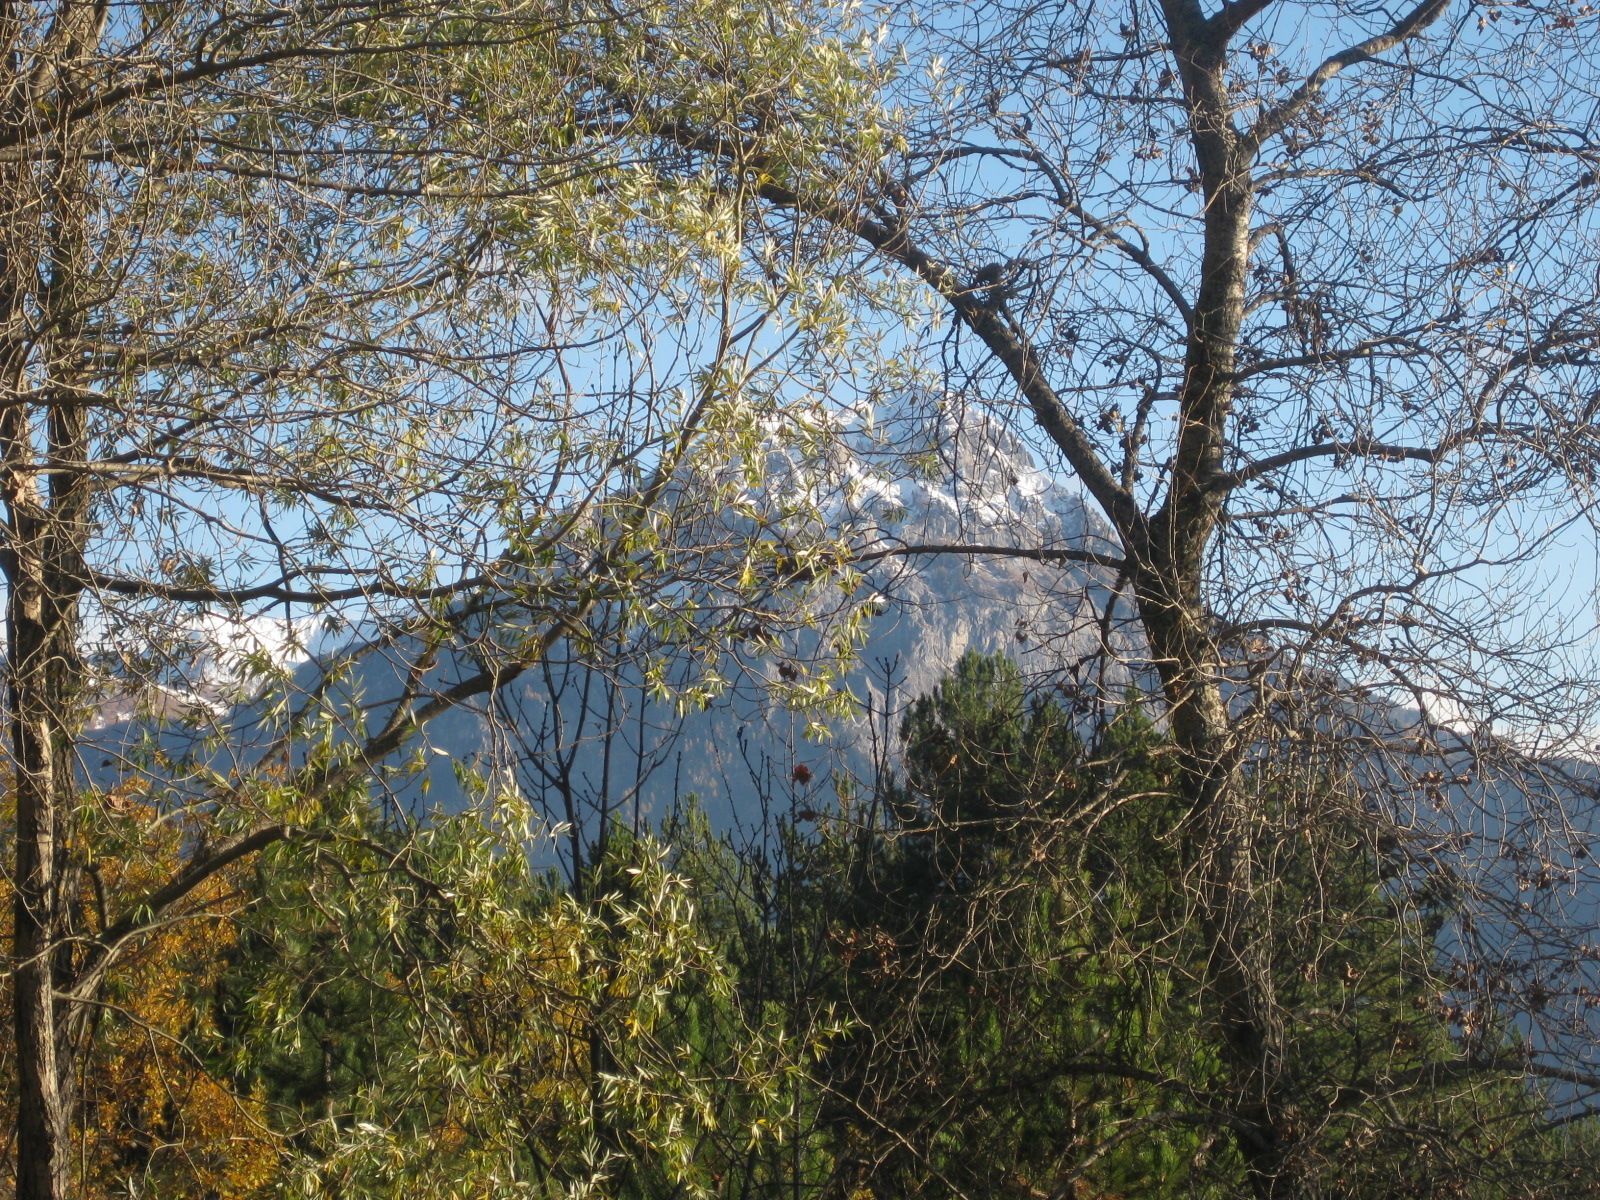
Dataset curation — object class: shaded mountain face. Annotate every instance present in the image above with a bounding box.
[483,450,1130,863]
[86,409,1131,866]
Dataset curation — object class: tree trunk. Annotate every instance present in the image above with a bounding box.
[8,556,76,1200]
[1138,589,1288,1195]
[1137,25,1290,1185]
[5,42,94,1188]
[0,53,78,1194]
[6,386,88,1200]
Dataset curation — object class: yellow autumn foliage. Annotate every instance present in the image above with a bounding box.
[2,795,280,1197]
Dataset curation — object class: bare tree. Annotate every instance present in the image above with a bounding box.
[0,2,890,1195]
[653,0,1600,1192]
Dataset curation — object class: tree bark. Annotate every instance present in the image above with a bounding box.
[1134,18,1290,1187]
[7,543,78,1200]
[5,14,95,1185]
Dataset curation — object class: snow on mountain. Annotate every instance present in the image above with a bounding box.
[88,408,1128,861]
[87,610,322,730]
[372,409,1126,850]
[489,407,1130,844]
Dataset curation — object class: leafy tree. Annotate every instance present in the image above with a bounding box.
[784,654,1599,1197]
[226,801,818,1200]
[653,802,851,1199]
[208,798,846,1199]
[0,791,279,1197]
[166,653,1600,1198]
[791,654,1207,1197]
[0,2,890,1194]
[656,1,1600,1187]
[213,819,413,1137]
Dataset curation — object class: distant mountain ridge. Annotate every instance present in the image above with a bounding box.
[88,410,1130,844]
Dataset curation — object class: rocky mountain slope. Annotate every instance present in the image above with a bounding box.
[89,410,1130,849]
